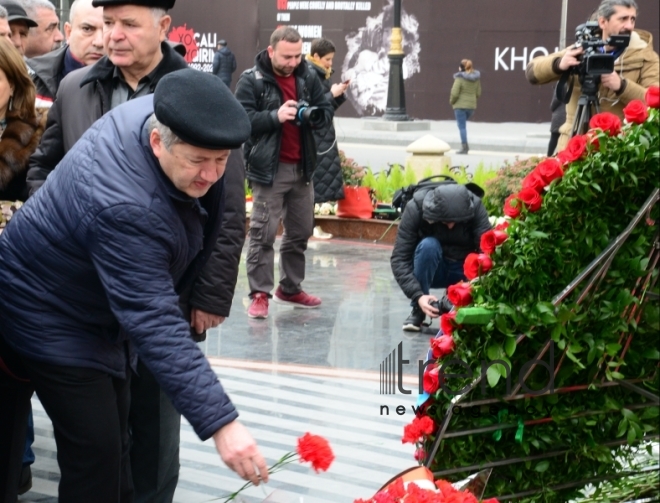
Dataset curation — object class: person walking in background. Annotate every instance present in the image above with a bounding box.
[450,59,481,155]
[548,84,566,157]
[212,39,236,88]
[305,37,349,239]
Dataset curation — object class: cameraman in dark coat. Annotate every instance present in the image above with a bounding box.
[0,70,268,501]
[235,26,332,320]
[212,39,237,88]
[391,183,491,331]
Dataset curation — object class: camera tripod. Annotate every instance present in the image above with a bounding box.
[570,73,601,137]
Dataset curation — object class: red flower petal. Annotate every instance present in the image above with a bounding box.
[296,433,335,472]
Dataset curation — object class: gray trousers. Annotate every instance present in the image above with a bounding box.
[247,162,314,295]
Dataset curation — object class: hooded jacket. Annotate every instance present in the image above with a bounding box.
[0,96,236,440]
[306,55,346,203]
[450,70,481,110]
[234,49,333,186]
[212,46,237,84]
[390,184,491,302]
[526,29,659,151]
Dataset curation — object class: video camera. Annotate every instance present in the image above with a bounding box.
[292,100,322,127]
[573,22,630,76]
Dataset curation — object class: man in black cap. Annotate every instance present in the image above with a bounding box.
[0,69,269,502]
[0,1,37,55]
[390,183,491,331]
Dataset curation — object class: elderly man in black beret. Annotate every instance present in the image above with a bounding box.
[0,69,269,502]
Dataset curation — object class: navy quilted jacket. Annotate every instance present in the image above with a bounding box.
[0,96,237,440]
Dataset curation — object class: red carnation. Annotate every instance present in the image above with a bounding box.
[440,312,458,336]
[495,221,509,231]
[417,416,435,435]
[297,433,335,472]
[623,99,649,124]
[522,169,547,193]
[402,421,421,444]
[558,135,587,164]
[645,86,660,108]
[414,448,426,462]
[430,333,455,358]
[589,112,622,136]
[536,158,564,185]
[503,194,521,218]
[447,282,473,307]
[517,187,543,212]
[464,253,493,280]
[423,366,442,394]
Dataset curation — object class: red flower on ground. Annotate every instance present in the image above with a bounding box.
[589,112,622,136]
[623,99,649,124]
[517,187,543,212]
[423,366,442,394]
[297,433,335,472]
[536,158,564,184]
[503,194,521,218]
[558,135,587,164]
[480,229,508,254]
[645,85,660,108]
[522,169,547,193]
[447,282,473,307]
[464,253,493,280]
[440,311,458,336]
[431,333,455,358]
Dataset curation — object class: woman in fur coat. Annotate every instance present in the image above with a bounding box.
[0,38,47,204]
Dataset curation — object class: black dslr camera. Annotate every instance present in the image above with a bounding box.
[293,100,322,127]
[429,296,454,315]
[573,22,629,76]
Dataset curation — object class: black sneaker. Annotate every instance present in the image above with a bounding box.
[18,465,32,495]
[402,306,425,332]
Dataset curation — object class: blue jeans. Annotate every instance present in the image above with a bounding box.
[454,109,475,144]
[413,237,466,304]
[23,407,34,466]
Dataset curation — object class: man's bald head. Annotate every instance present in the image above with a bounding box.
[64,0,104,65]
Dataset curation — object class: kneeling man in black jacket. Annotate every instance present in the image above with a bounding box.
[390,183,492,331]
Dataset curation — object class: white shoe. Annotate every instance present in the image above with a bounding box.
[313,226,333,239]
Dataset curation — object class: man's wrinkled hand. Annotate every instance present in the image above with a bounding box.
[558,46,584,72]
[190,308,225,334]
[213,420,269,486]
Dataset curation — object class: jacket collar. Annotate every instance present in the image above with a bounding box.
[254,48,310,82]
[26,45,69,95]
[80,41,188,89]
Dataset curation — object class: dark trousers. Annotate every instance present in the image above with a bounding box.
[0,351,32,503]
[547,132,561,157]
[129,360,181,503]
[21,357,133,503]
[413,237,466,301]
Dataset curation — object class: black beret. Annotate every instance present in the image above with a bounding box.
[91,0,175,9]
[153,69,251,150]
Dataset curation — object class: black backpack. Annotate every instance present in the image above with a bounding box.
[392,175,485,215]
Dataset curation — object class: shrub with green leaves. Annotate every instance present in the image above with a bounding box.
[483,156,544,215]
[415,104,660,502]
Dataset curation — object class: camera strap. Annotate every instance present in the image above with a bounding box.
[556,71,574,105]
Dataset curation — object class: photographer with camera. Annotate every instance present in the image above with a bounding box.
[526,0,658,149]
[235,26,332,319]
[391,183,491,332]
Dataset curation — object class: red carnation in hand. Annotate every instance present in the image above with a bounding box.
[440,311,458,336]
[447,282,473,307]
[480,229,509,254]
[589,112,622,136]
[430,333,455,358]
[623,99,649,124]
[517,187,543,212]
[645,86,660,108]
[503,194,521,218]
[522,169,547,192]
[464,253,493,280]
[297,433,335,472]
[536,158,564,185]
